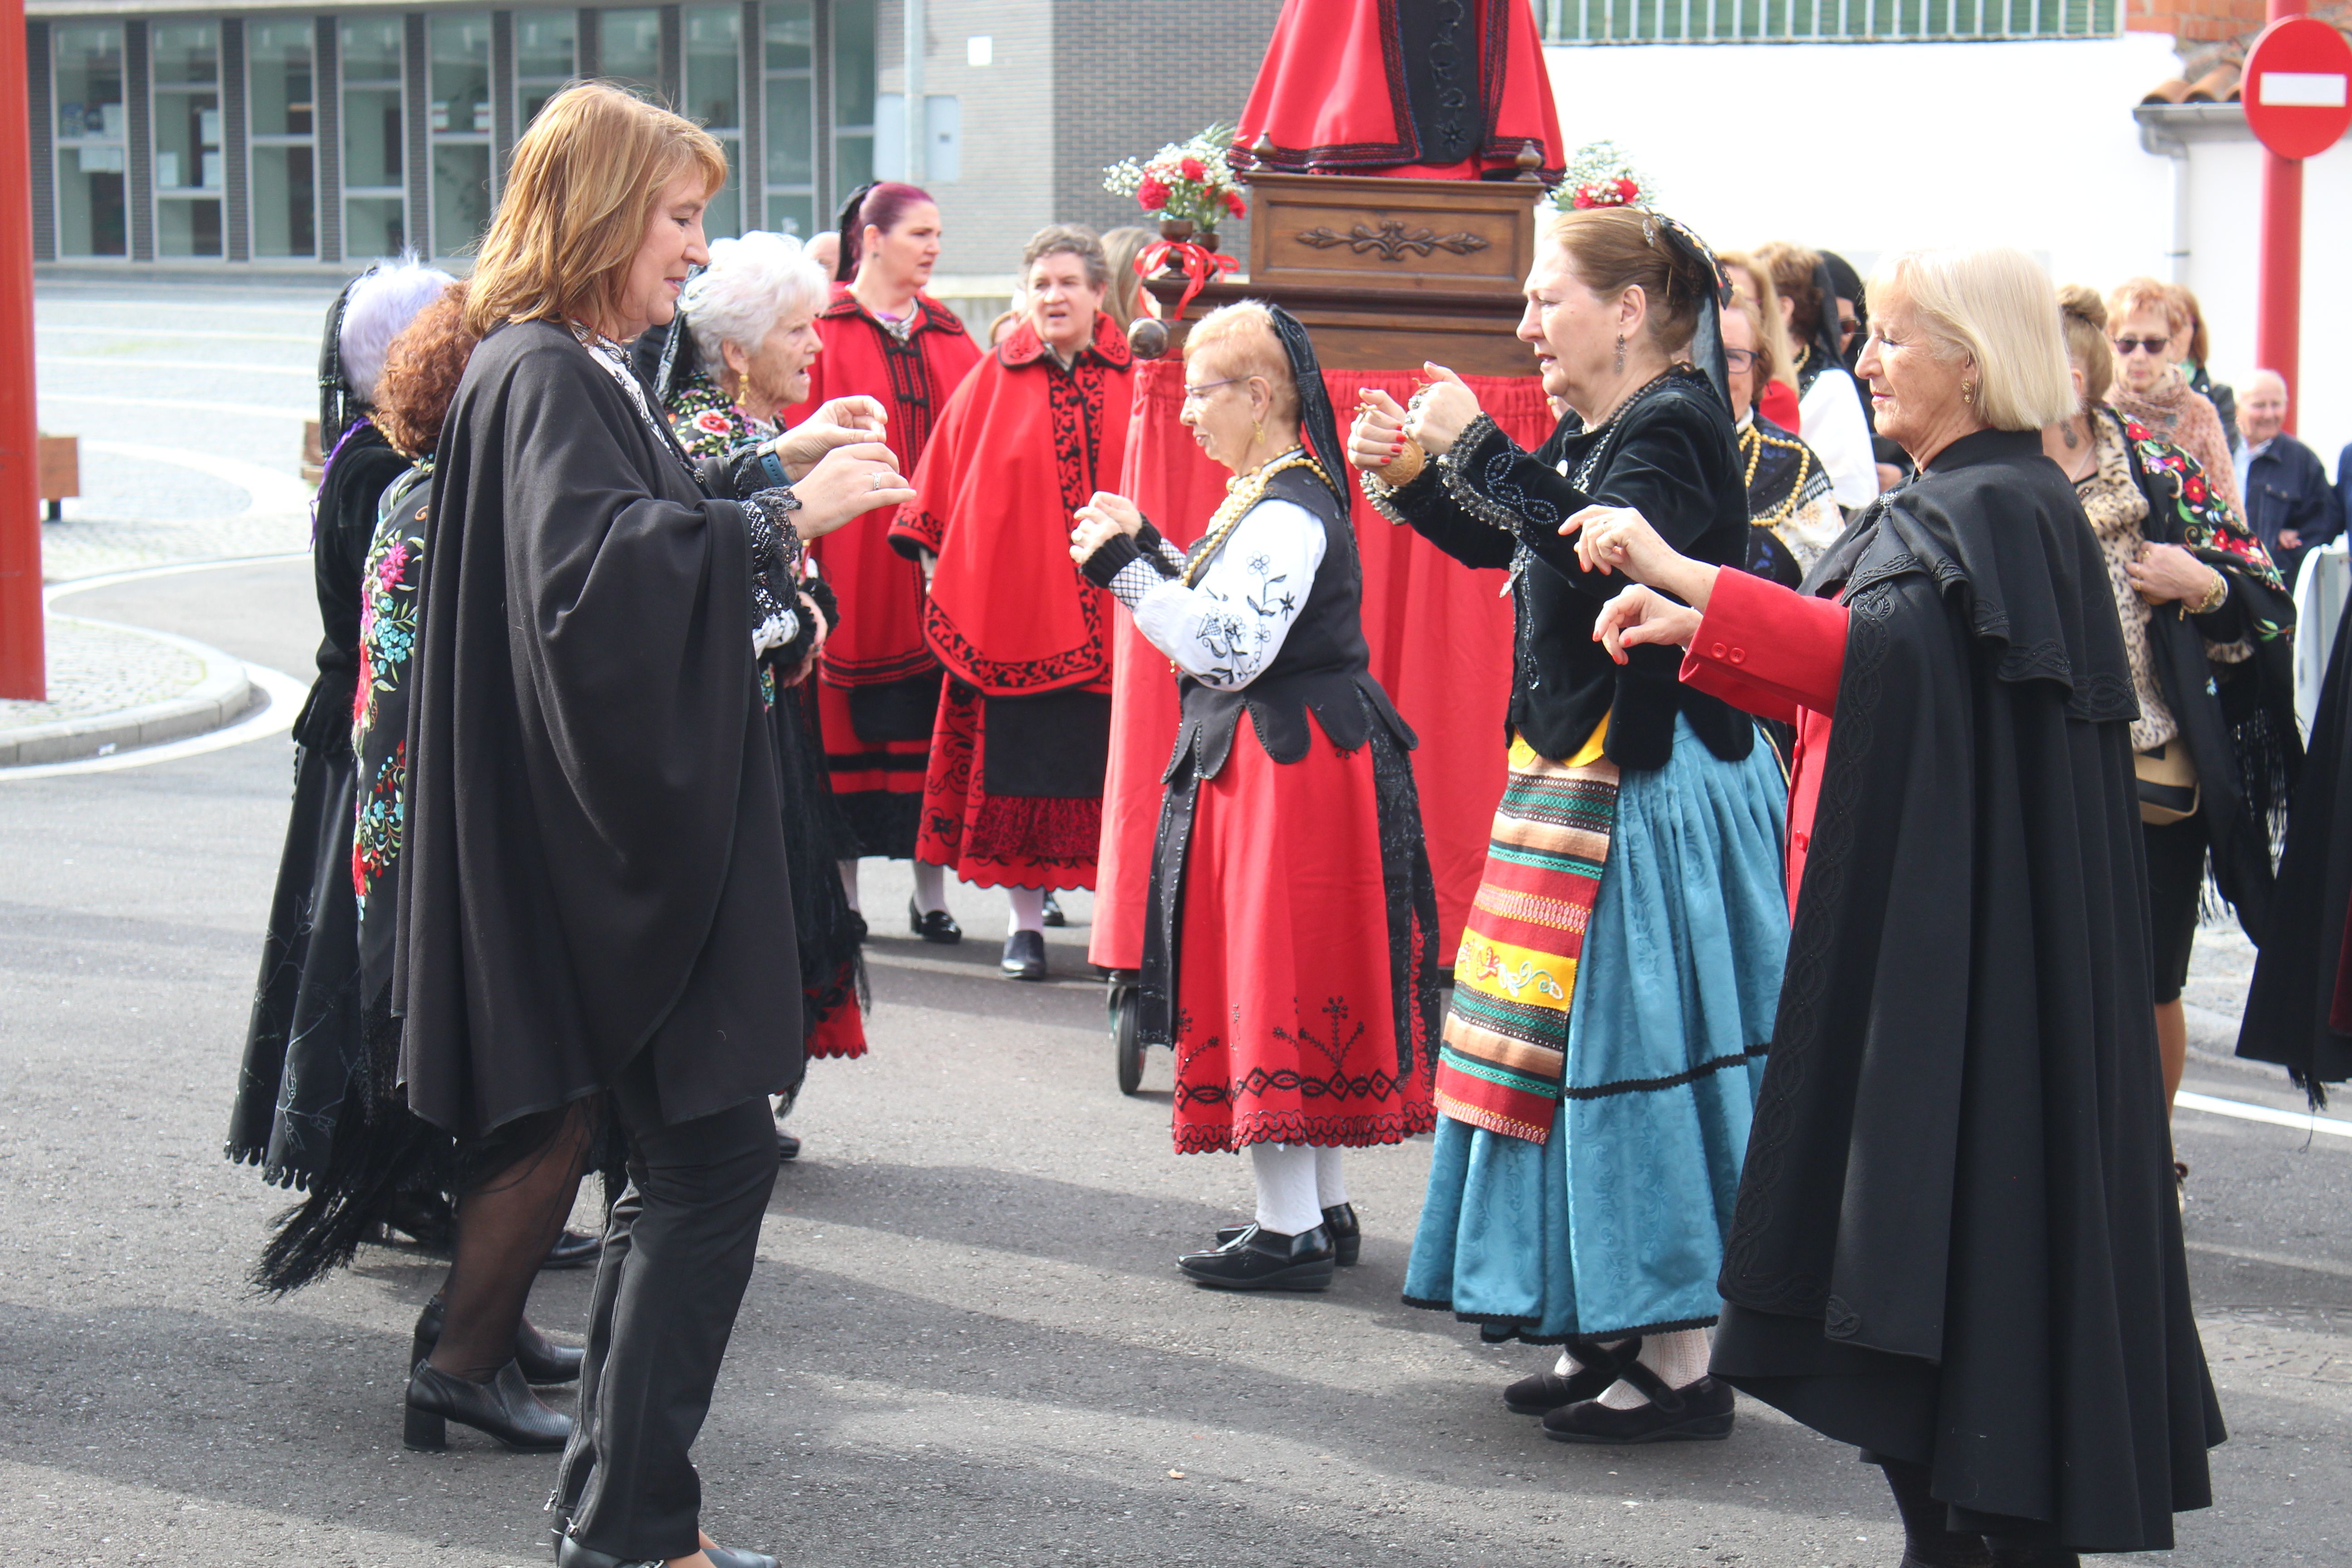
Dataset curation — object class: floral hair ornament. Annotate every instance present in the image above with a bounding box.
[1635,209,1735,414]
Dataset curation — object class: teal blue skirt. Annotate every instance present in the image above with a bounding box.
[1403,715,1789,1343]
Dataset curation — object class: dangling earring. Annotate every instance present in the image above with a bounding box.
[1960,379,1976,406]
[1253,418,1265,446]
[1612,333,1627,374]
[2060,421,2079,449]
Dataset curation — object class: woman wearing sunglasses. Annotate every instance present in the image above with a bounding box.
[2104,277,2243,526]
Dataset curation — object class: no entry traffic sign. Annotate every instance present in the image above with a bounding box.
[2244,16,2352,161]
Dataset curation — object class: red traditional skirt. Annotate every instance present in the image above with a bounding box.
[805,960,867,1061]
[916,679,1102,892]
[1171,723,1436,1154]
[816,676,930,857]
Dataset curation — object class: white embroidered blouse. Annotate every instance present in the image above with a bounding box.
[1108,497,1326,691]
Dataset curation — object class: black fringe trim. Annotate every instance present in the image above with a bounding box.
[1399,1295,1721,1346]
[1559,1043,1771,1102]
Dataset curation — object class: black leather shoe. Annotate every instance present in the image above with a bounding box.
[910,897,962,944]
[1041,892,1067,927]
[382,1190,455,1250]
[1502,1337,1642,1414]
[1002,929,1047,981]
[411,1298,585,1386]
[404,1359,572,1451]
[776,1127,801,1161]
[1178,1224,1336,1291]
[1540,1365,1735,1444]
[1217,1203,1361,1265]
[705,1549,780,1568]
[542,1228,602,1270]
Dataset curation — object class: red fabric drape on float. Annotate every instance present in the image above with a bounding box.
[1236,0,1563,180]
[1088,358,1556,971]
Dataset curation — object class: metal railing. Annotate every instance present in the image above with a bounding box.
[1539,0,2119,44]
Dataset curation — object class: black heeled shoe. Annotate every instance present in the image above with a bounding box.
[404,1358,572,1451]
[542,1228,603,1270]
[1502,1336,1642,1415]
[1041,892,1067,927]
[1540,1363,1735,1444]
[411,1297,584,1385]
[1001,929,1047,981]
[1216,1202,1362,1265]
[909,897,962,944]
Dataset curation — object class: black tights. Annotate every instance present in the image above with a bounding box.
[426,1101,598,1382]
[1879,1459,2081,1568]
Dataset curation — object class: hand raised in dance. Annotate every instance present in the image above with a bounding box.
[790,442,914,539]
[1592,584,1703,666]
[1562,503,1720,611]
[1069,491,1145,562]
[1405,363,1480,457]
[1348,389,1411,472]
[767,396,889,480]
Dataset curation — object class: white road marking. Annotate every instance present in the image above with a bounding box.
[2176,1088,2352,1140]
[2185,1240,2352,1280]
[79,440,315,514]
[40,392,311,421]
[40,355,311,375]
[44,550,308,599]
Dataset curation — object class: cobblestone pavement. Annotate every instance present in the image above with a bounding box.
[34,280,334,584]
[0,616,204,728]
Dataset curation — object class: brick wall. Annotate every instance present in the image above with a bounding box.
[2127,0,2268,44]
[1050,0,1284,265]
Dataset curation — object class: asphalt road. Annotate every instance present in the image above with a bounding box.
[2,285,2347,1568]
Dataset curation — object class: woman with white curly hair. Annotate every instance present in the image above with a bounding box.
[637,230,890,1159]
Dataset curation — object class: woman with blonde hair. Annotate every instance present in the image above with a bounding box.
[2105,275,2242,524]
[2047,285,2295,1144]
[1100,223,1157,328]
[1580,244,2221,1564]
[399,82,909,1568]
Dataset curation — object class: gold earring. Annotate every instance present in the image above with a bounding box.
[1961,380,1976,404]
[1253,419,1264,445]
[1613,333,1627,373]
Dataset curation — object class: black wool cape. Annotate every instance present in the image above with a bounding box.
[1710,431,2221,1553]
[2239,588,2352,1094]
[397,320,801,1141]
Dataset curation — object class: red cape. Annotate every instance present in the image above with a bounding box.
[890,313,1134,696]
[1090,359,1557,972]
[784,285,983,686]
[1238,0,1563,180]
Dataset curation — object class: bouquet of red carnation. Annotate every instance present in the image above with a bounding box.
[1552,140,1656,213]
[1104,126,1248,231]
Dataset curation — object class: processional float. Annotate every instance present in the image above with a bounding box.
[1094,0,1567,1089]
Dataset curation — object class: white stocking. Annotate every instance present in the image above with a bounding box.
[1006,886,1047,936]
[911,860,948,915]
[1247,1143,1323,1236]
[1313,1147,1347,1210]
[1597,1328,1711,1409]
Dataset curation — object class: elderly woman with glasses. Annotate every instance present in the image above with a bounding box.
[1579,245,2220,1566]
[2105,276,2243,526]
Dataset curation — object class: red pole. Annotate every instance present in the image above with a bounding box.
[0,0,42,700]
[2256,0,2308,436]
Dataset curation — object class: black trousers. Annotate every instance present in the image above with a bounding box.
[556,1055,778,1560]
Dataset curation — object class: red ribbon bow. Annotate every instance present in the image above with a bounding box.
[1135,240,1239,322]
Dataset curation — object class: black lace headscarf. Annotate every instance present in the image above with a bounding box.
[1639,210,1734,414]
[1263,302,1349,511]
[316,280,358,451]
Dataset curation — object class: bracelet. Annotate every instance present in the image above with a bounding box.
[1377,439,1427,488]
[2187,568,2229,616]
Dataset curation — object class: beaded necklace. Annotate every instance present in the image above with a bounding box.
[1183,447,1325,587]
[1738,421,1813,527]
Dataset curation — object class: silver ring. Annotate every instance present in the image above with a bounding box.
[870,471,883,490]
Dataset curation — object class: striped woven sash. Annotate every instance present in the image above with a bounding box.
[1433,729,1618,1144]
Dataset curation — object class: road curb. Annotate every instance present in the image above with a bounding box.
[0,617,257,766]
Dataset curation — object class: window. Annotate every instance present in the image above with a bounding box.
[341,17,405,258]
[832,0,875,197]
[152,22,224,259]
[601,8,662,99]
[249,21,317,259]
[1537,0,2117,41]
[515,10,577,130]
[429,14,492,255]
[54,23,126,258]
[684,5,743,239]
[762,1,816,237]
